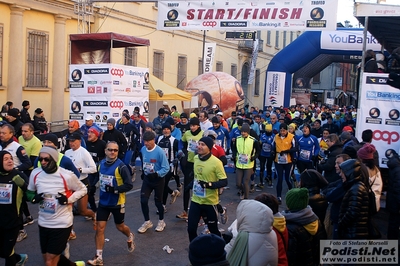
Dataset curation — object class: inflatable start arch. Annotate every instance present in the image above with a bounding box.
[264,29,382,107]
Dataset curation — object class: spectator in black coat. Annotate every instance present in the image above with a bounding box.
[300,169,329,226]
[386,151,400,240]
[310,119,323,139]
[317,134,343,183]
[32,108,48,133]
[20,100,31,123]
[338,159,369,239]
[322,116,339,135]
[282,188,326,266]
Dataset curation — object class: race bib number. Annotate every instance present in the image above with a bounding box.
[238,154,249,164]
[300,149,311,160]
[162,148,169,159]
[262,143,271,153]
[277,153,288,164]
[0,184,12,204]
[39,194,58,214]
[100,174,114,192]
[215,139,222,147]
[188,140,198,153]
[143,162,155,175]
[193,180,206,197]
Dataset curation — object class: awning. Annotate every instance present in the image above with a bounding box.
[70,32,150,48]
[149,74,192,101]
[335,90,348,99]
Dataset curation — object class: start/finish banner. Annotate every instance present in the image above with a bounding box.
[157,0,338,31]
[356,73,400,168]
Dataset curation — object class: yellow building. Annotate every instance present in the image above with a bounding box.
[0,0,297,122]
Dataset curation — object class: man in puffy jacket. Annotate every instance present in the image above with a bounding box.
[386,150,400,240]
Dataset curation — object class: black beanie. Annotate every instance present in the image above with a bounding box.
[189,234,227,266]
[44,133,59,148]
[279,123,288,130]
[199,137,214,151]
[162,123,171,131]
[241,123,250,133]
[190,117,200,126]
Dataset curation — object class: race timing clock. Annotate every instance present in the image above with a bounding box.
[225,31,256,41]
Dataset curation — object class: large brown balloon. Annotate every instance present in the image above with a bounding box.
[184,72,244,118]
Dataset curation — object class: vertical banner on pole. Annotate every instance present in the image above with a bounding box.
[248,39,259,85]
[203,43,216,73]
[69,63,149,130]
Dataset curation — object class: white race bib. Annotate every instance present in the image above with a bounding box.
[300,149,311,160]
[188,140,198,153]
[277,153,288,164]
[100,174,114,192]
[0,184,13,204]
[39,194,58,214]
[238,154,249,164]
[262,143,271,153]
[143,162,155,175]
[193,179,206,197]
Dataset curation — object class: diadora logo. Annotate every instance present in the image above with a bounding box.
[111,68,124,77]
[373,130,400,144]
[110,101,124,109]
[202,21,217,27]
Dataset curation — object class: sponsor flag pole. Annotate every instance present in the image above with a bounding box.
[202,30,206,74]
[358,16,368,110]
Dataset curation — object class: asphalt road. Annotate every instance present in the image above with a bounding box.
[10,169,276,266]
[8,168,391,266]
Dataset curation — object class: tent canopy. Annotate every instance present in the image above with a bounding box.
[149,74,192,101]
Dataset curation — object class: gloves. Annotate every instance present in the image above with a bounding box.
[12,175,25,188]
[198,180,211,188]
[177,150,185,160]
[146,173,159,179]
[250,156,256,162]
[57,192,68,205]
[31,193,44,204]
[105,185,117,194]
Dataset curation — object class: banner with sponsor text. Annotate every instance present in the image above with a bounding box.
[69,64,149,129]
[264,71,286,107]
[157,0,338,31]
[356,73,400,168]
[203,43,216,73]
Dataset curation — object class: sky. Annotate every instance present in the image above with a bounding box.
[337,0,400,28]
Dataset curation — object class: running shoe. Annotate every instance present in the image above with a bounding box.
[170,190,180,204]
[250,183,255,193]
[220,207,228,224]
[87,255,103,266]
[74,261,85,266]
[69,229,77,240]
[256,183,264,189]
[16,254,28,266]
[201,225,210,235]
[267,179,273,188]
[16,230,27,242]
[176,210,188,220]
[127,232,135,252]
[23,216,34,226]
[277,197,282,204]
[155,220,166,232]
[138,220,153,233]
[64,242,70,259]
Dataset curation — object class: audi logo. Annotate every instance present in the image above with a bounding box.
[111,68,124,77]
[202,21,217,27]
[373,130,400,144]
[110,101,124,109]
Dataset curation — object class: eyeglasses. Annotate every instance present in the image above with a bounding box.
[107,148,119,152]
[38,157,50,162]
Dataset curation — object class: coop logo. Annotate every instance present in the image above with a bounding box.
[84,68,109,74]
[203,21,217,27]
[110,101,124,109]
[373,130,400,144]
[83,101,108,107]
[111,68,124,77]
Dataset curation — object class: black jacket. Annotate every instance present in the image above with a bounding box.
[317,143,343,183]
[103,128,128,159]
[387,155,400,213]
[20,108,32,123]
[338,171,369,239]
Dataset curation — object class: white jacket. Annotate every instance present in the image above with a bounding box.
[225,200,278,266]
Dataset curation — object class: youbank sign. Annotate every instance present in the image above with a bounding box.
[320,30,381,51]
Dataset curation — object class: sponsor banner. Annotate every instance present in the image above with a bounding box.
[248,39,259,85]
[157,0,338,31]
[203,43,216,73]
[356,73,400,168]
[69,63,149,130]
[264,71,285,107]
[321,30,382,51]
[320,240,398,264]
